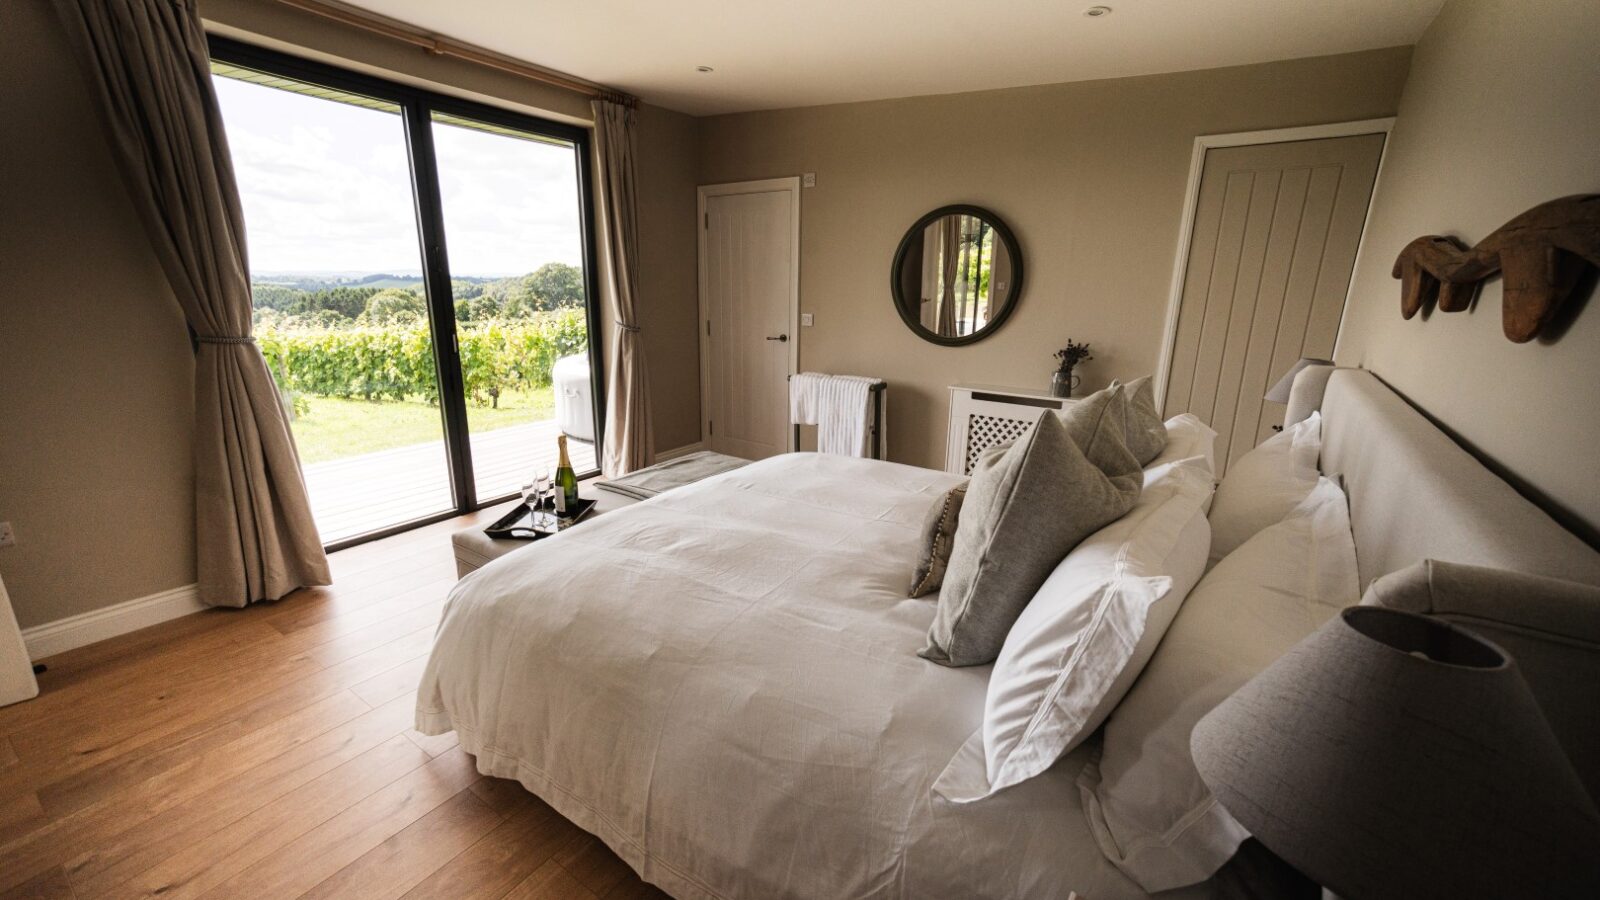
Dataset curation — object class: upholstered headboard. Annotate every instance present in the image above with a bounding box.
[1286,367,1600,590]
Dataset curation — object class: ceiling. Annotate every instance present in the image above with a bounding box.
[339,0,1443,116]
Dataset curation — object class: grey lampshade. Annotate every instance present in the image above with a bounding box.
[1191,607,1600,900]
[1263,357,1334,404]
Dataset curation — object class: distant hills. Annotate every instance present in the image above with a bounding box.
[252,271,497,292]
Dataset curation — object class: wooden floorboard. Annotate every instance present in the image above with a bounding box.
[0,523,669,900]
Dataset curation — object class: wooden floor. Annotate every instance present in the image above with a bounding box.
[0,504,667,900]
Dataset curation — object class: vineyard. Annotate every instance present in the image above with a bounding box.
[258,307,588,409]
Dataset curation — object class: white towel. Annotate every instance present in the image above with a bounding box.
[790,372,881,457]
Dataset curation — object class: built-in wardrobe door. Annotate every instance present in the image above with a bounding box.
[1161,132,1384,475]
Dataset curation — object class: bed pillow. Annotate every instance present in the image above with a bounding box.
[1116,376,1169,466]
[1147,414,1217,480]
[1206,411,1321,566]
[922,387,1142,667]
[909,485,967,598]
[1079,476,1357,892]
[933,456,1213,802]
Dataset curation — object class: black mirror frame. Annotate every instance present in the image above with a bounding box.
[889,204,1024,347]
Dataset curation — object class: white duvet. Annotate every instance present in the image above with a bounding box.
[417,454,1183,900]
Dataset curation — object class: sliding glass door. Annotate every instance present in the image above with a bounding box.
[209,38,602,549]
[429,110,599,500]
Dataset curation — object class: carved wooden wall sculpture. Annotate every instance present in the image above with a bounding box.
[1393,194,1600,342]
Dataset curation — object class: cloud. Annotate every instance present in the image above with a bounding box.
[216,75,584,278]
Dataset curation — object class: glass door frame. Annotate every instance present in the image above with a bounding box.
[209,35,607,551]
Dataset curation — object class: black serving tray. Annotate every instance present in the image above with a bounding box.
[483,497,597,541]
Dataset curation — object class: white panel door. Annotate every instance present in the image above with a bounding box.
[1162,132,1385,474]
[700,180,798,460]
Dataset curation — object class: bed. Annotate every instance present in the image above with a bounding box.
[417,369,1600,899]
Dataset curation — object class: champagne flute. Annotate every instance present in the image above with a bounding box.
[532,467,552,511]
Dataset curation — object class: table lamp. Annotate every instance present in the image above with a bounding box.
[1191,606,1600,899]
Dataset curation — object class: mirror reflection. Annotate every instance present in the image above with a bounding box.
[892,207,1021,345]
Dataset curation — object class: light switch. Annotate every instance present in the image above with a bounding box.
[802,173,817,188]
[801,313,815,327]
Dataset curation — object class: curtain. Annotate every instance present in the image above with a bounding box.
[592,98,654,475]
[56,0,330,607]
[937,216,962,336]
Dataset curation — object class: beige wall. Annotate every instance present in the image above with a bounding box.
[0,0,197,630]
[0,0,700,630]
[633,104,703,451]
[1336,0,1600,544]
[698,47,1412,470]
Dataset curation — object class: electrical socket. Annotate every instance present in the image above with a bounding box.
[0,521,14,549]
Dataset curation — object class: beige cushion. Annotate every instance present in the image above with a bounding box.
[922,386,1142,667]
[1363,559,1600,802]
[908,485,967,598]
[1081,476,1358,892]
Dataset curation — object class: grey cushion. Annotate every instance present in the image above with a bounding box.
[909,484,967,598]
[922,386,1142,667]
[1363,560,1600,802]
[1118,375,1169,466]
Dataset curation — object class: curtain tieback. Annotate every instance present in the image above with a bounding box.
[615,321,642,334]
[196,335,256,344]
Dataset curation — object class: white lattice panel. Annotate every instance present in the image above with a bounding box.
[945,385,1070,475]
[963,413,1035,474]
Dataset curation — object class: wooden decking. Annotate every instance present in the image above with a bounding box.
[0,501,666,900]
[303,420,598,543]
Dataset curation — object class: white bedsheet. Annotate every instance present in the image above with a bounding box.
[417,453,1187,900]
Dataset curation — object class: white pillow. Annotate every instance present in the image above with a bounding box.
[932,457,1213,802]
[1206,411,1321,565]
[1079,476,1357,892]
[1148,414,1217,481]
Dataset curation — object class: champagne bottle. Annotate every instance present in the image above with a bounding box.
[555,435,579,515]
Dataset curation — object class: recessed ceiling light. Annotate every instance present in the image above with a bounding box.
[1084,5,1112,16]
[696,65,715,74]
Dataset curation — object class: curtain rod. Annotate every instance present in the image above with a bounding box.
[271,0,637,106]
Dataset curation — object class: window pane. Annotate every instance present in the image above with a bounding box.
[214,65,454,543]
[430,111,598,501]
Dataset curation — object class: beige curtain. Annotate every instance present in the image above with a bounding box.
[56,0,330,607]
[937,216,962,336]
[592,98,654,475]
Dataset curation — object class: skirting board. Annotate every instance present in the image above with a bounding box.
[21,583,205,662]
[655,442,706,462]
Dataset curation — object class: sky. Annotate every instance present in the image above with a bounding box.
[213,74,584,278]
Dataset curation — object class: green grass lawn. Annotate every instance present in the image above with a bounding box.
[288,387,555,463]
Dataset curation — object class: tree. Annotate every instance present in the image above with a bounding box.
[522,262,584,310]
[361,288,426,324]
[250,283,300,311]
[287,285,375,320]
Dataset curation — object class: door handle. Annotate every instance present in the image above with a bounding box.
[766,334,789,343]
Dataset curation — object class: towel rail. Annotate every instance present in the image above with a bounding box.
[787,375,887,460]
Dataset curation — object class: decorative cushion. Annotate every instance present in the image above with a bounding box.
[1080,476,1358,892]
[1206,411,1321,566]
[1363,559,1600,802]
[922,387,1142,667]
[933,456,1213,801]
[908,485,967,598]
[1117,376,1169,466]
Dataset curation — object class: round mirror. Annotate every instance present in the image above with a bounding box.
[891,205,1023,345]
